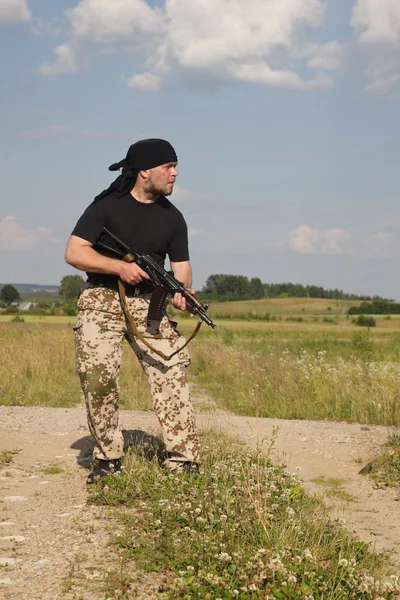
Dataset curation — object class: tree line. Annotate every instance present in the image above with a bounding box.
[197,274,390,302]
[1,274,391,308]
[347,300,400,315]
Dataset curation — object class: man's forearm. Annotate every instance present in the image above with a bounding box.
[171,263,192,288]
[65,245,123,276]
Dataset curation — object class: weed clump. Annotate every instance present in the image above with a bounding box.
[369,434,400,488]
[88,434,400,599]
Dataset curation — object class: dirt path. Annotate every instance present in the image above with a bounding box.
[0,403,399,599]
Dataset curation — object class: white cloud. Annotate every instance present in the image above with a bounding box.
[78,128,136,140]
[68,0,160,42]
[31,17,65,38]
[40,43,81,75]
[367,232,396,256]
[305,41,343,72]
[352,0,400,45]
[352,0,400,98]
[365,72,400,97]
[229,62,331,90]
[171,185,210,204]
[41,0,340,91]
[0,0,30,23]
[289,225,351,255]
[188,228,204,238]
[127,72,161,92]
[0,216,58,250]
[17,125,68,139]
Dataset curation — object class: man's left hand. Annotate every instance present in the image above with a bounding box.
[172,290,196,315]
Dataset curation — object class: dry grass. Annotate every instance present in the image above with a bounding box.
[2,318,400,426]
[189,328,400,426]
[0,322,151,410]
[207,297,355,316]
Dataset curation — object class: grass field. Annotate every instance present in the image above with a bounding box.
[2,301,400,594]
[1,308,400,427]
[0,315,78,324]
[2,297,400,425]
[208,296,355,316]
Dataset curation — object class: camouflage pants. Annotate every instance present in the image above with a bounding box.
[74,287,200,469]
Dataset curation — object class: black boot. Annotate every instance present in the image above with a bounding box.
[176,461,200,474]
[87,459,122,484]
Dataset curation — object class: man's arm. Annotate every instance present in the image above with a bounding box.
[170,260,193,312]
[65,235,150,285]
[170,260,192,288]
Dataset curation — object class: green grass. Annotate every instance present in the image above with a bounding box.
[0,449,20,467]
[369,435,400,488]
[311,476,356,503]
[42,465,64,475]
[87,431,400,599]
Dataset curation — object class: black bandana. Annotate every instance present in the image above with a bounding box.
[93,138,177,203]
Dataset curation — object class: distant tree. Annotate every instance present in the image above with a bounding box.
[358,302,374,314]
[203,274,251,298]
[59,275,84,301]
[0,284,20,305]
[249,278,265,299]
[355,315,376,328]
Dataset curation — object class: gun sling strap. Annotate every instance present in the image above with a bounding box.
[117,253,202,361]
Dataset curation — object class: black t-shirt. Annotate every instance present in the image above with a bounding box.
[71,191,189,290]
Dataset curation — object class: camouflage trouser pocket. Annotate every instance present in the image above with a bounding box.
[72,320,86,374]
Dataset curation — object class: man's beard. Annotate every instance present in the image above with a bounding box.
[144,180,173,197]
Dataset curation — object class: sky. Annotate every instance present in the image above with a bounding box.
[0,0,400,298]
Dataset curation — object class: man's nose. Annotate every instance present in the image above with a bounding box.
[172,167,178,176]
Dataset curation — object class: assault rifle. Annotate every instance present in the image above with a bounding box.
[97,227,216,330]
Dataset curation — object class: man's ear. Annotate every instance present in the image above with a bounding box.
[138,169,149,181]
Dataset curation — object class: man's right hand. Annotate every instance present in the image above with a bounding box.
[119,261,151,285]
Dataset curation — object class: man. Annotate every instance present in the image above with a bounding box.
[65,138,200,483]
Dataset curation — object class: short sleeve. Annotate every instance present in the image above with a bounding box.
[71,201,106,245]
[168,211,190,262]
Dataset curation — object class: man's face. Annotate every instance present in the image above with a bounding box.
[145,162,178,196]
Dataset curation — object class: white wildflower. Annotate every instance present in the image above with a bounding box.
[217,552,232,562]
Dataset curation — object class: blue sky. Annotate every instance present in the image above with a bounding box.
[1,0,399,298]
